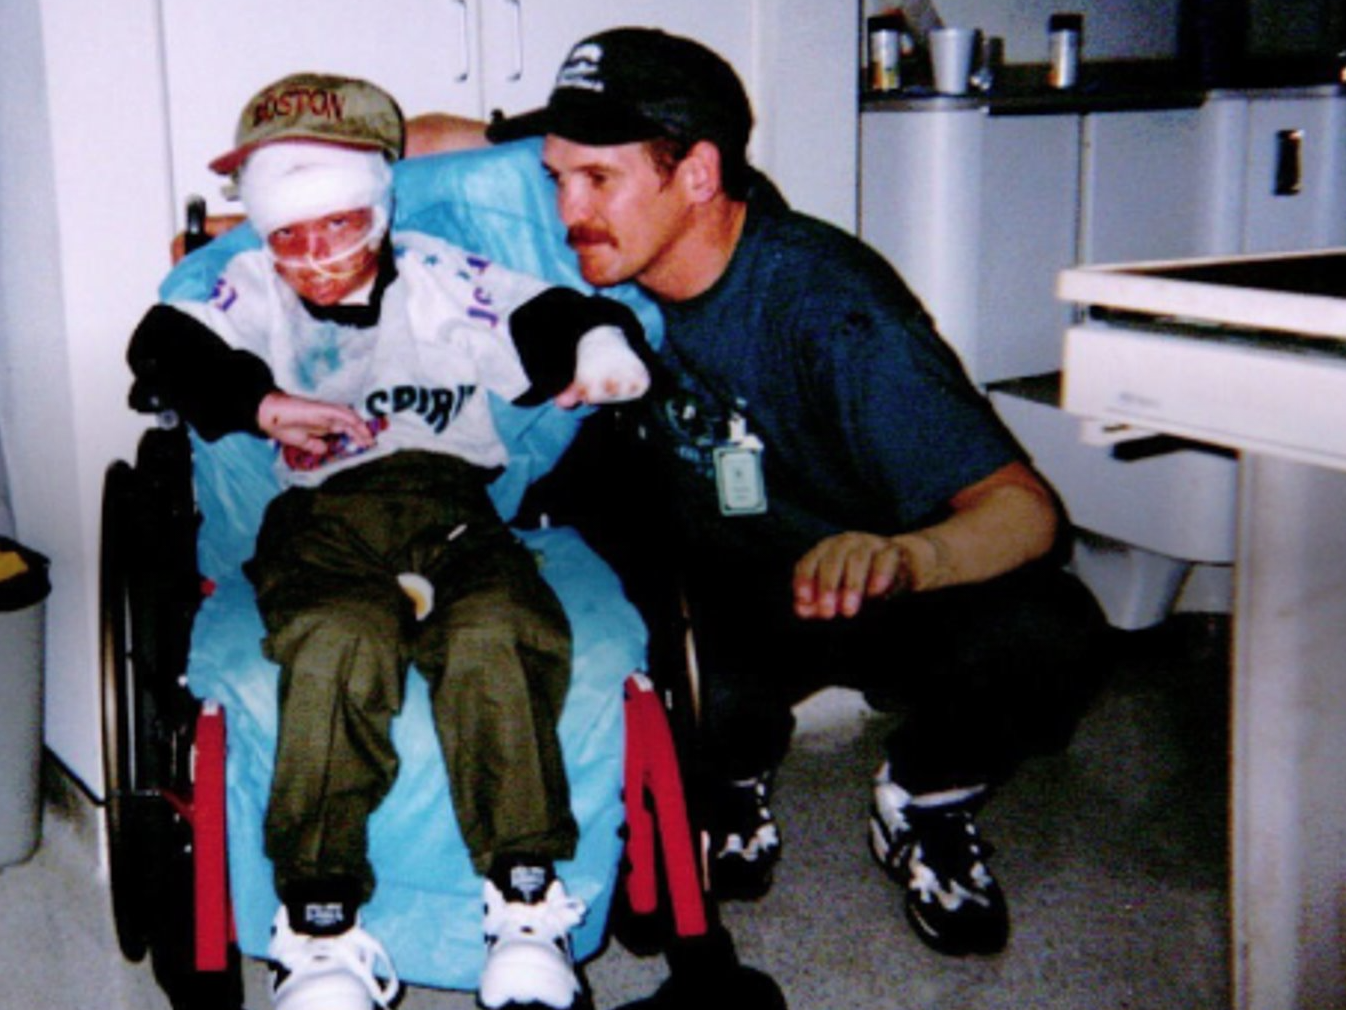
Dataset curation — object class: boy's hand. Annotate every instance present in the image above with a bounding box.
[257,391,376,455]
[555,326,651,408]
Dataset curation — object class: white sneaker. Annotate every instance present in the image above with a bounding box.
[268,906,400,1010]
[479,876,586,1009]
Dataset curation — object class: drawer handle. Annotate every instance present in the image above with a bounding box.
[1274,129,1302,197]
[452,0,471,83]
[505,0,523,82]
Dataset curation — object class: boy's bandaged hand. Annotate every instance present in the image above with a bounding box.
[258,390,376,454]
[558,325,651,407]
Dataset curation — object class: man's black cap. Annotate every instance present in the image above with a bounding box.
[486,28,752,156]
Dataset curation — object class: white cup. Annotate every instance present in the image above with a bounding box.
[929,27,977,95]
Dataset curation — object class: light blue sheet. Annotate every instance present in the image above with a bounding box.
[160,138,659,989]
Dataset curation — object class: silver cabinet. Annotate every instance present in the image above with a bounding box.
[860,108,1080,385]
[861,89,1346,384]
[1203,89,1346,255]
[1079,106,1221,265]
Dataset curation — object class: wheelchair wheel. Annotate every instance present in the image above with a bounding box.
[100,438,203,958]
[101,446,242,1009]
[101,458,157,962]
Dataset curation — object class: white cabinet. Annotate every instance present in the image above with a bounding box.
[860,108,1080,385]
[861,91,1346,383]
[1203,89,1346,255]
[1079,107,1221,265]
[160,0,755,216]
[861,90,1343,632]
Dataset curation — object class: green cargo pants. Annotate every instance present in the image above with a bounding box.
[247,451,577,900]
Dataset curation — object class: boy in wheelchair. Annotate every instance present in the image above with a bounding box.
[127,72,650,1010]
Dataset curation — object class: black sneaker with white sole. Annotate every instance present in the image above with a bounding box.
[706,773,782,902]
[869,765,1009,956]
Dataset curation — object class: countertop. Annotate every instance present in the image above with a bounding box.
[862,59,1343,116]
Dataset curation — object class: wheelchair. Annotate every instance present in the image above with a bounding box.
[99,138,783,1010]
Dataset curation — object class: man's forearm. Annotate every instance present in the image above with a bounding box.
[893,463,1059,592]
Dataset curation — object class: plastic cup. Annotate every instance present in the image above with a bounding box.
[929,27,977,95]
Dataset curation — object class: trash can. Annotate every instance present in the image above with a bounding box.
[0,537,50,868]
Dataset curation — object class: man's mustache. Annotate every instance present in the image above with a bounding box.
[566,226,614,248]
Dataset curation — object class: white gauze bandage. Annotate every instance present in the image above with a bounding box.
[574,326,651,404]
[239,142,393,246]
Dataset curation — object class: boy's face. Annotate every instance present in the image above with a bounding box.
[267,207,381,305]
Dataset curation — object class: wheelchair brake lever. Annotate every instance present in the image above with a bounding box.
[183,194,209,255]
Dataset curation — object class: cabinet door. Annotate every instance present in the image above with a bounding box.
[974,114,1081,384]
[860,110,1079,386]
[1242,94,1346,254]
[474,0,855,232]
[477,0,753,119]
[160,0,482,215]
[1079,108,1218,264]
[161,0,755,222]
[160,1,854,238]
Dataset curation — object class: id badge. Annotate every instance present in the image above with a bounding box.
[714,441,767,515]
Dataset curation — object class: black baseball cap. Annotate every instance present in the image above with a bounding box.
[486,28,752,156]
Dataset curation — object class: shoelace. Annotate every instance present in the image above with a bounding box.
[270,920,401,1008]
[485,882,586,949]
[904,809,997,908]
[715,776,775,832]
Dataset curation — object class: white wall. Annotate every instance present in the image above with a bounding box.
[0,0,174,792]
[754,0,861,231]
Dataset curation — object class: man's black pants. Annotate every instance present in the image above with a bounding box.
[681,553,1107,796]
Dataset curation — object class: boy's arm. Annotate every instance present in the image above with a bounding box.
[507,287,652,406]
[256,390,376,456]
[127,304,278,440]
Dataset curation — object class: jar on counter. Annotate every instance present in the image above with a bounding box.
[867,13,906,93]
[1048,12,1082,89]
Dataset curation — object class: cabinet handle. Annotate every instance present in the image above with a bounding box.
[505,0,523,82]
[453,0,471,83]
[1274,129,1302,197]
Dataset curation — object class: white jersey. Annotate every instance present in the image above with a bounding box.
[175,231,550,489]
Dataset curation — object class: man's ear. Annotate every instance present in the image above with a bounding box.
[679,140,724,204]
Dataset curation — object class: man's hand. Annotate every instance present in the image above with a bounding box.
[257,391,376,455]
[792,461,1061,620]
[793,532,916,619]
[554,326,651,408]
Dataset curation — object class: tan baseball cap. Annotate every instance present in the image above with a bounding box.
[209,72,405,177]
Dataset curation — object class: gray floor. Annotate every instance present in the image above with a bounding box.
[0,614,1230,1010]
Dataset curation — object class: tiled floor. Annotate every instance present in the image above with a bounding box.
[0,614,1231,1010]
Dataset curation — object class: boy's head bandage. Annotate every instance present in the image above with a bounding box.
[239,142,393,242]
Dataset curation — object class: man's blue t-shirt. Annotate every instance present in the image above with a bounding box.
[648,173,1024,565]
